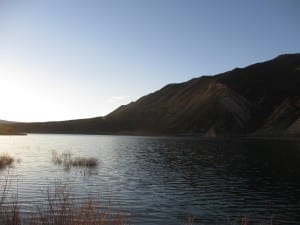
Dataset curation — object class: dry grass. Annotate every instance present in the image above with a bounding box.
[231,216,274,225]
[69,157,98,167]
[52,150,98,169]
[0,154,14,169]
[0,175,125,225]
[28,185,125,225]
[0,173,20,225]
[0,174,277,225]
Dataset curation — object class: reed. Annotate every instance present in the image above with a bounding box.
[52,150,98,168]
[0,173,277,225]
[28,184,125,225]
[0,175,124,225]
[0,154,14,169]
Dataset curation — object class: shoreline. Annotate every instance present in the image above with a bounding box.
[0,132,27,136]
[3,131,300,141]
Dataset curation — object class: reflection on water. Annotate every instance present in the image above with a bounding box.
[0,134,300,224]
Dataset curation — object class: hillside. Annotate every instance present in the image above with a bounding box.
[1,53,300,137]
[0,120,14,124]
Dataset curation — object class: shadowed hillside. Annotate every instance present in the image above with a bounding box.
[1,53,300,137]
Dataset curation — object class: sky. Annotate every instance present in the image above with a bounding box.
[0,0,299,122]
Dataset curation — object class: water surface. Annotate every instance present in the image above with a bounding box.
[0,134,300,224]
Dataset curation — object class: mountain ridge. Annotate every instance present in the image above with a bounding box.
[1,53,300,137]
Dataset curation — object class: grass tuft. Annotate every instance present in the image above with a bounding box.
[52,150,98,168]
[0,154,14,169]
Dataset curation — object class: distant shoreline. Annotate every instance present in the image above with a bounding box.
[0,132,27,136]
[2,131,299,141]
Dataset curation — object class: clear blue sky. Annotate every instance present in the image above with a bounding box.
[0,0,299,122]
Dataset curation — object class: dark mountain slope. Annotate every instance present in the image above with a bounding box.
[287,117,300,136]
[0,117,107,134]
[217,54,300,102]
[104,53,300,136]
[253,98,300,136]
[1,53,300,136]
[0,120,14,124]
[106,78,252,135]
[217,54,300,129]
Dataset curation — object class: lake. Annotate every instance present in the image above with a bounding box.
[0,134,300,224]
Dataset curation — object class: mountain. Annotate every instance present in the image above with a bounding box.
[0,120,14,124]
[0,120,8,124]
[1,53,300,137]
[0,120,24,135]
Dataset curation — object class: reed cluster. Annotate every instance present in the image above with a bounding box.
[52,150,98,168]
[0,154,14,169]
